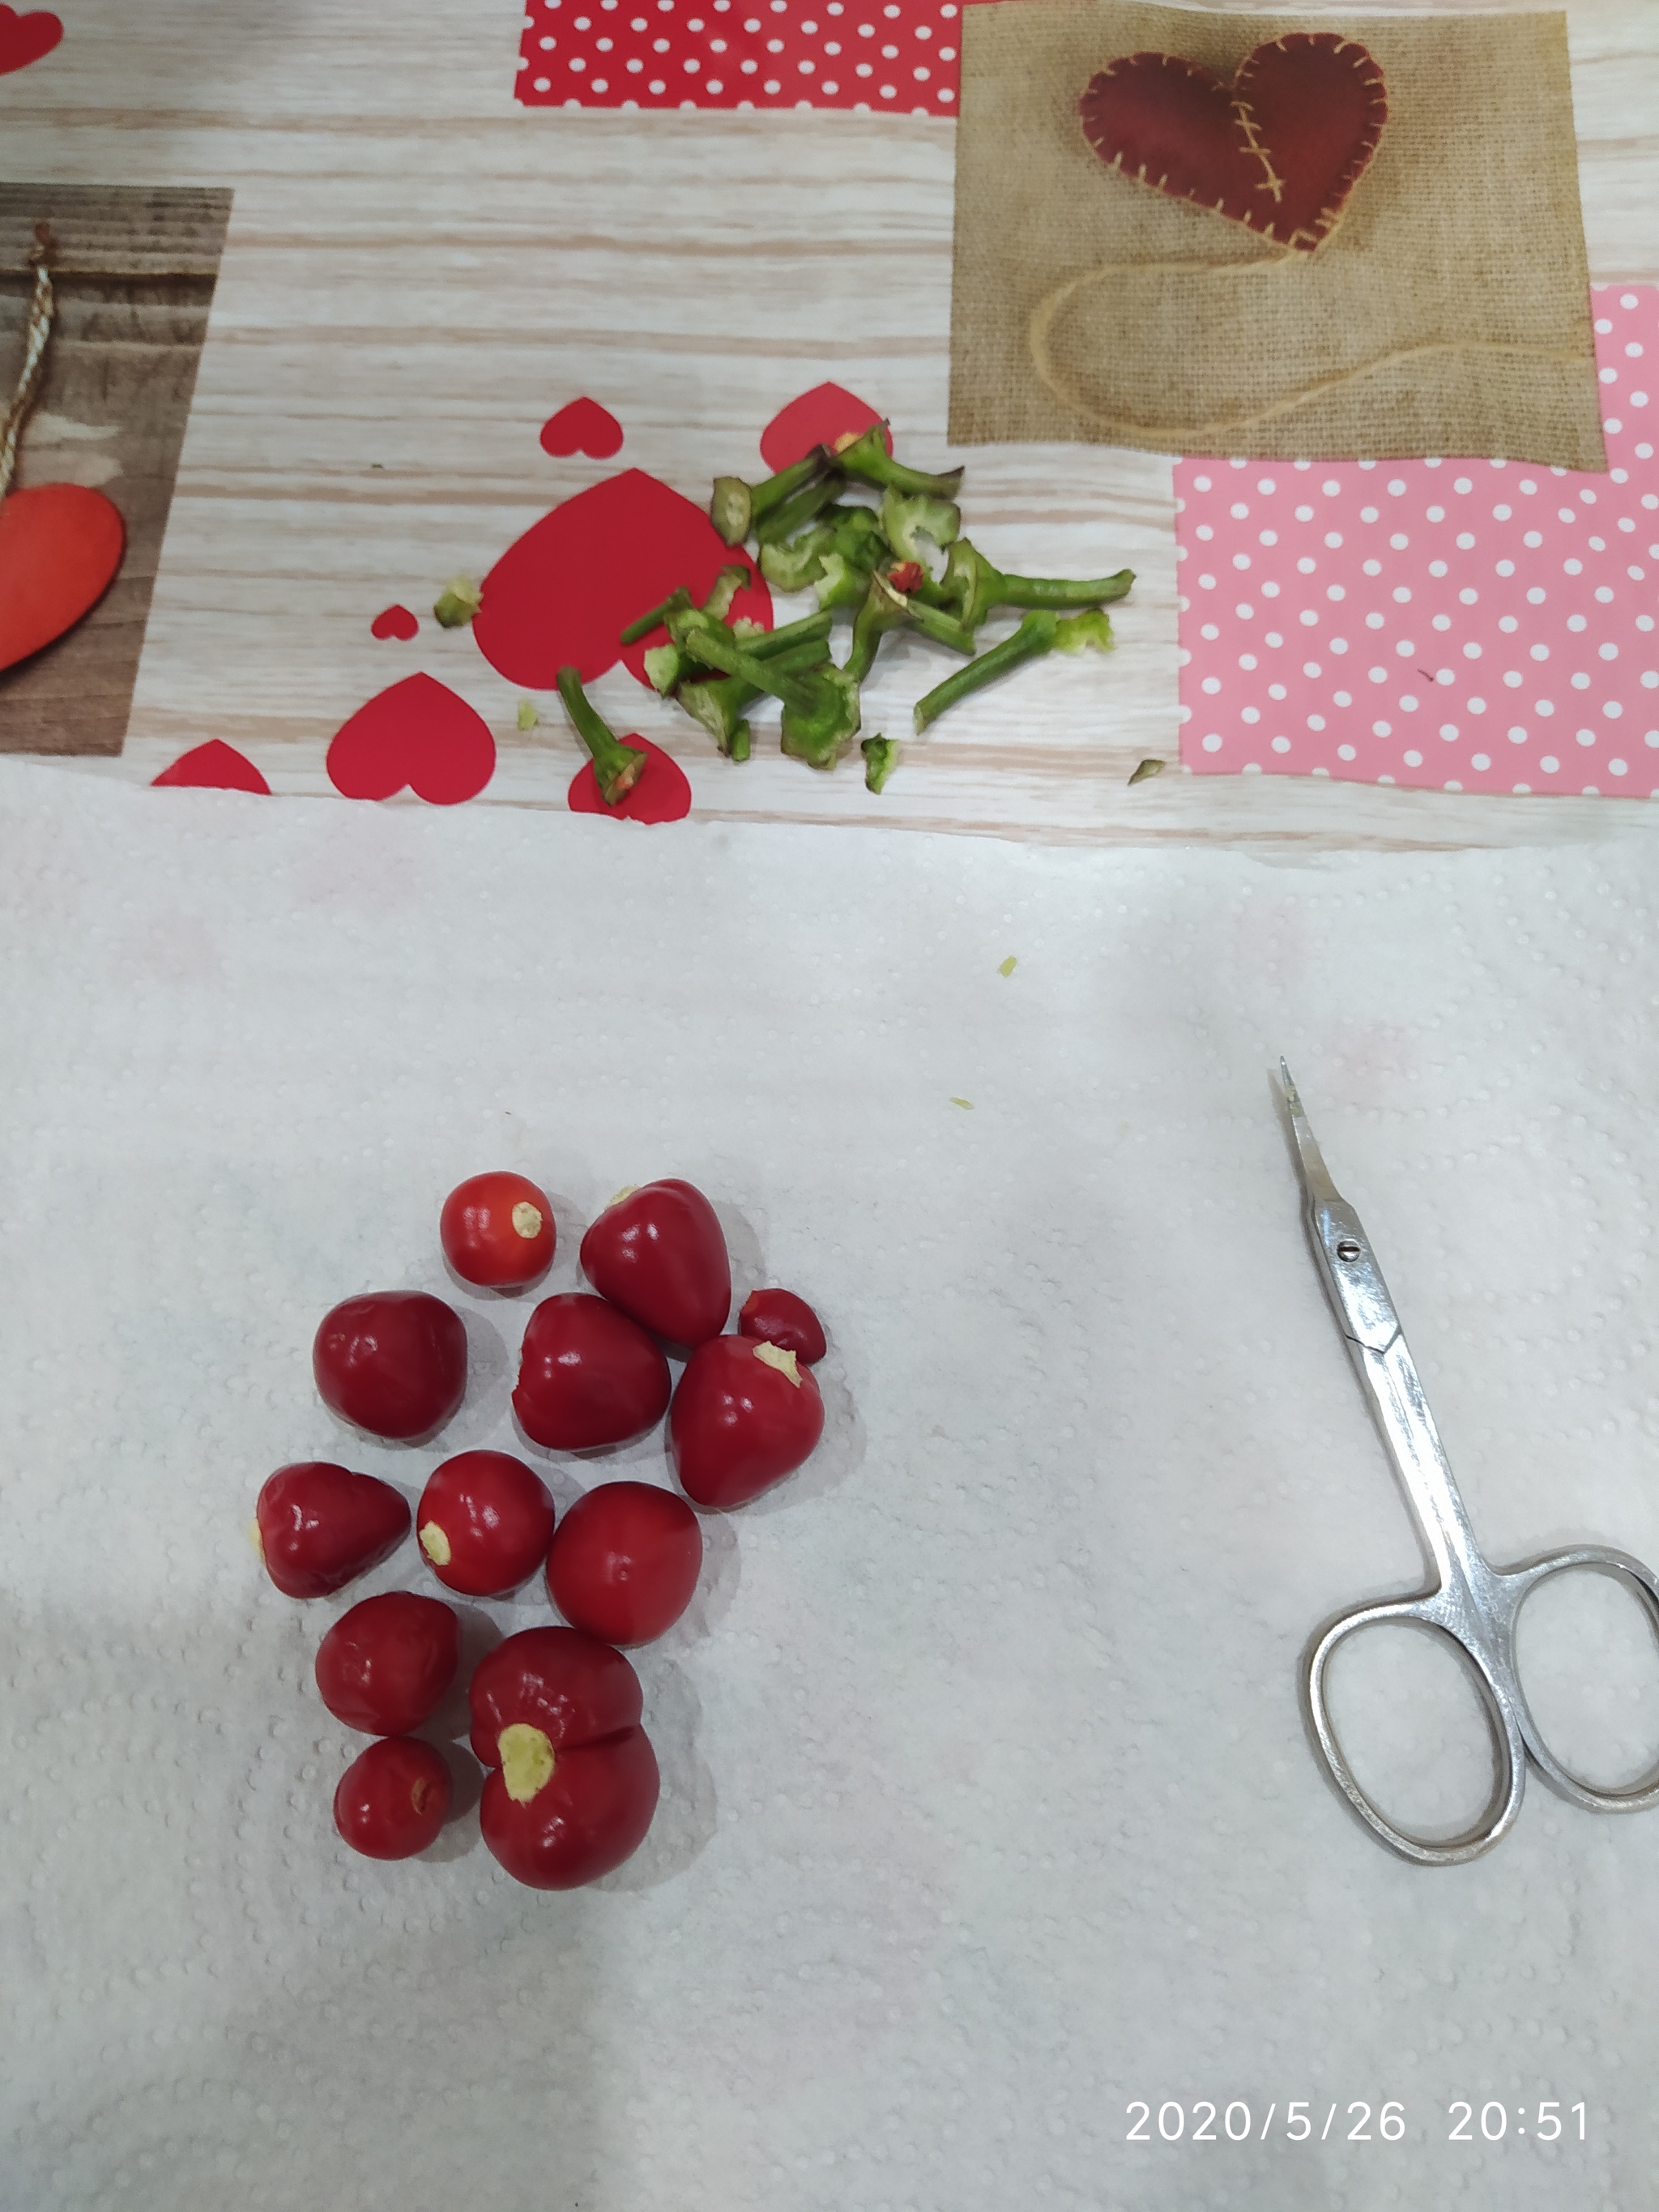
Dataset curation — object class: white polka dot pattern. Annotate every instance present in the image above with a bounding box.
[1176,287,1659,796]
[515,0,961,112]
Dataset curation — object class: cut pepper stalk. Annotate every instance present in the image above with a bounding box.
[678,635,833,754]
[861,735,899,793]
[621,565,749,653]
[827,425,963,502]
[667,609,861,770]
[911,607,1114,734]
[710,451,825,548]
[878,486,960,568]
[940,539,1135,633]
[556,666,649,805]
[844,572,977,686]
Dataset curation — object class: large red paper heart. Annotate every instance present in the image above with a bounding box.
[540,397,624,460]
[0,6,61,75]
[326,673,496,804]
[1080,34,1388,254]
[152,741,271,794]
[0,484,126,672]
[472,469,770,691]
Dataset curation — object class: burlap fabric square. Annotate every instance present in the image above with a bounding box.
[948,2,1604,466]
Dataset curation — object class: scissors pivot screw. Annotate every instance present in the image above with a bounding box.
[1336,1238,1362,1262]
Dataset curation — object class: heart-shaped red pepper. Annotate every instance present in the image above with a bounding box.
[579,1178,731,1346]
[0,483,125,672]
[254,1461,412,1599]
[471,1627,659,1889]
[513,1292,672,1451]
[669,1335,825,1510]
[1080,34,1388,254]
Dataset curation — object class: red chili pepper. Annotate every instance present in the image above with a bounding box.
[737,1287,827,1365]
[669,1335,825,1509]
[315,1591,460,1736]
[333,1736,452,1860]
[471,1627,659,1889]
[545,1481,702,1646]
[254,1462,411,1599]
[417,1450,556,1597]
[313,1291,467,1441]
[439,1171,556,1289]
[579,1179,731,1345]
[512,1292,671,1451]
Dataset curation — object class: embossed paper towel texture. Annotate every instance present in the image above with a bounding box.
[3,765,1659,2210]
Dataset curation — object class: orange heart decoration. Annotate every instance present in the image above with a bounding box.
[0,483,126,671]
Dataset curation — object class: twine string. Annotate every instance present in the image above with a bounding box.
[1026,253,1588,442]
[0,225,57,505]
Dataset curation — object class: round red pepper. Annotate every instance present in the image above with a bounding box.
[471,1627,659,1889]
[669,1335,825,1509]
[313,1291,467,1441]
[737,1287,827,1365]
[579,1178,731,1345]
[512,1292,671,1451]
[417,1450,555,1597]
[440,1171,557,1290]
[314,1591,460,1736]
[333,1736,452,1860]
[254,1461,411,1599]
[545,1481,702,1646]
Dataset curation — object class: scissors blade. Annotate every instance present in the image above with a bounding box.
[1278,1060,1401,1353]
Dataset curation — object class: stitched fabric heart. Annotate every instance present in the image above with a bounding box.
[326,673,496,804]
[0,484,126,673]
[1080,34,1388,254]
[0,6,61,76]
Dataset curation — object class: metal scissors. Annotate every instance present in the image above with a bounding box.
[1281,1061,1659,1864]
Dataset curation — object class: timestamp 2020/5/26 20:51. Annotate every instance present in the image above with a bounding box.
[1124,2101,1590,2145]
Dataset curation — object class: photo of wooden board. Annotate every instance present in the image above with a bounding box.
[0,182,231,754]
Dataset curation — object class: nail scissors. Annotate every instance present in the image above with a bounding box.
[1281,1061,1659,1864]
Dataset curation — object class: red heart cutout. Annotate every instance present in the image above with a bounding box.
[473,468,770,691]
[0,6,62,75]
[540,398,625,460]
[370,603,419,641]
[326,673,497,804]
[1080,34,1388,253]
[759,384,890,474]
[566,735,691,824]
[0,484,126,672]
[152,741,271,794]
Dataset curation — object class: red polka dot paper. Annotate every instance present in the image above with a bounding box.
[515,0,962,112]
[1176,287,1659,797]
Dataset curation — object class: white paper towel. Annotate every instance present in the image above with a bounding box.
[4,762,1659,2211]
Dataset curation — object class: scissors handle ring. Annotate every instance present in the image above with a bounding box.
[1302,1593,1527,1867]
[1492,1544,1659,1816]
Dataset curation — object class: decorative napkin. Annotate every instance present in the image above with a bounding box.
[1178,286,1658,793]
[9,764,1659,2206]
[949,1,1604,464]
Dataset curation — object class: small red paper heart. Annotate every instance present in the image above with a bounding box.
[326,672,497,805]
[151,741,271,794]
[1080,34,1387,253]
[0,6,62,75]
[370,604,419,641]
[0,484,126,672]
[540,398,625,460]
[759,384,891,474]
[567,735,691,824]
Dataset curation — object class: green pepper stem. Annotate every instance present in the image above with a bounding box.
[911,612,1058,733]
[828,425,963,501]
[755,472,845,549]
[556,667,648,805]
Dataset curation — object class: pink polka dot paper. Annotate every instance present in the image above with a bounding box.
[515,0,962,112]
[1176,287,1659,797]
